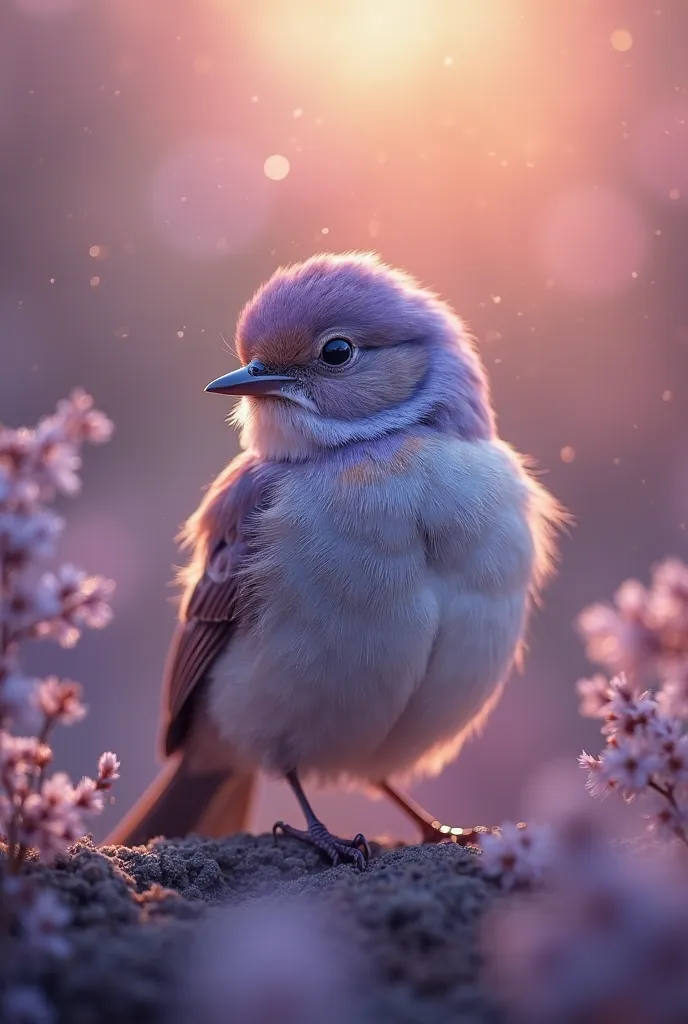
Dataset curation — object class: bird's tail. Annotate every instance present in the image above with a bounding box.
[102,757,256,848]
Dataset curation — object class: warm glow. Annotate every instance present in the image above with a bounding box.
[192,54,214,75]
[239,0,513,91]
[263,154,290,180]
[610,28,633,51]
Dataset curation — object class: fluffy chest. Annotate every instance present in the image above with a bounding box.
[249,439,427,615]
[207,432,548,775]
[239,432,539,625]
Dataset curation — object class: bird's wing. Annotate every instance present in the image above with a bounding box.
[161,452,283,756]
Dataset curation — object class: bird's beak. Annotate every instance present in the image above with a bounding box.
[204,362,296,398]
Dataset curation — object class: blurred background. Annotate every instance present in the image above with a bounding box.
[1,0,687,841]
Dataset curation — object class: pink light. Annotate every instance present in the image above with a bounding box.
[149,138,273,260]
[536,186,649,296]
[12,0,82,16]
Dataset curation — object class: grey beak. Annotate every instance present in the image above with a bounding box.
[205,362,296,398]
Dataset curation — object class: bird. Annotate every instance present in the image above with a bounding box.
[105,252,562,866]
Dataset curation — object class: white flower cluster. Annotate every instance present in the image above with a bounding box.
[576,560,688,849]
[577,558,688,708]
[0,740,120,861]
[479,821,554,890]
[484,806,688,1023]
[578,675,688,843]
[0,392,119,875]
[482,564,688,1019]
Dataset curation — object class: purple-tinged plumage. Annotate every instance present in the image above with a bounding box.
[230,252,495,460]
[107,251,563,867]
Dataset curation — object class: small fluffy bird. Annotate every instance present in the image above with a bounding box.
[107,253,561,865]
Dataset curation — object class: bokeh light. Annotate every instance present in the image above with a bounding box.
[149,137,272,259]
[610,29,633,52]
[536,186,649,295]
[263,155,290,181]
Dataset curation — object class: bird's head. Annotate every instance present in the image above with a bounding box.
[207,252,495,460]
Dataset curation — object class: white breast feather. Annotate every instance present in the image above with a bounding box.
[207,435,562,781]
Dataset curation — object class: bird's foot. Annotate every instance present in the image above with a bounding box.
[420,820,495,848]
[273,819,371,870]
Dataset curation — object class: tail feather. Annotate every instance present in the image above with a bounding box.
[103,758,255,847]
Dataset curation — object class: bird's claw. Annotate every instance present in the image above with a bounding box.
[420,821,495,848]
[273,819,371,870]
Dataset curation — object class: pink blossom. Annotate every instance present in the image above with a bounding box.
[480,822,553,890]
[654,558,688,593]
[576,602,636,670]
[655,732,688,784]
[29,392,113,498]
[578,751,611,798]
[98,751,120,784]
[19,773,83,859]
[614,578,648,616]
[0,734,44,774]
[646,714,684,745]
[658,672,688,719]
[39,442,81,496]
[1,391,113,508]
[51,563,86,593]
[73,776,104,813]
[1,577,60,636]
[35,677,86,725]
[0,428,35,477]
[32,570,114,647]
[35,616,80,649]
[646,793,688,842]
[31,772,75,810]
[576,559,688,680]
[0,510,63,561]
[603,680,657,739]
[598,738,659,797]
[484,833,688,1024]
[0,393,118,871]
[38,568,114,625]
[74,575,115,629]
[52,389,114,446]
[575,674,611,718]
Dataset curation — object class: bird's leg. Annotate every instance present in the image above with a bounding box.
[378,779,494,848]
[273,771,371,870]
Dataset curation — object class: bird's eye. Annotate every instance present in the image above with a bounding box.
[320,337,353,366]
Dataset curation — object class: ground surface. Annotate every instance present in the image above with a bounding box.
[5,834,509,1023]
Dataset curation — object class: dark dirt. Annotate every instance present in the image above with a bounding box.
[2,834,508,1023]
